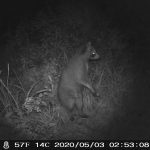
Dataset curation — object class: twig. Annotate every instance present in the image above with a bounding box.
[13,84,24,91]
[48,75,53,91]
[12,68,26,95]
[98,68,105,87]
[63,51,68,64]
[0,97,5,108]
[7,63,9,87]
[26,80,42,99]
[0,79,19,110]
[32,89,51,97]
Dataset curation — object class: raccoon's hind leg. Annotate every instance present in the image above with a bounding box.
[75,94,89,118]
[63,97,76,120]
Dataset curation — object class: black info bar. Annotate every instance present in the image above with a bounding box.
[0,140,150,150]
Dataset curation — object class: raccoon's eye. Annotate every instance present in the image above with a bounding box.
[91,52,96,57]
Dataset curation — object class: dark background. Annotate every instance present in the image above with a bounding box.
[0,0,150,66]
[0,0,150,62]
[0,0,150,43]
[0,0,150,139]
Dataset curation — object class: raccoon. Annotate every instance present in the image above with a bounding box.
[57,42,99,120]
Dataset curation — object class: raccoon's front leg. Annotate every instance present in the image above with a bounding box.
[79,80,99,97]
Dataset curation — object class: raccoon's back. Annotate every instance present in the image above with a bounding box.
[58,68,81,98]
[58,55,85,100]
[65,55,87,82]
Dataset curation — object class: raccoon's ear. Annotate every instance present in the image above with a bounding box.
[86,42,92,51]
[81,42,92,54]
[86,41,91,48]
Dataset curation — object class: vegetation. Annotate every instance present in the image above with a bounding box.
[0,3,133,139]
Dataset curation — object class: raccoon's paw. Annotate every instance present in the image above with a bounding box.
[93,92,100,98]
[70,116,75,121]
[70,114,78,121]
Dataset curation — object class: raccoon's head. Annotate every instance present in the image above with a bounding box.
[86,42,100,60]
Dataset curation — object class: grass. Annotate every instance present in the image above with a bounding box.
[0,49,132,140]
[0,7,133,140]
